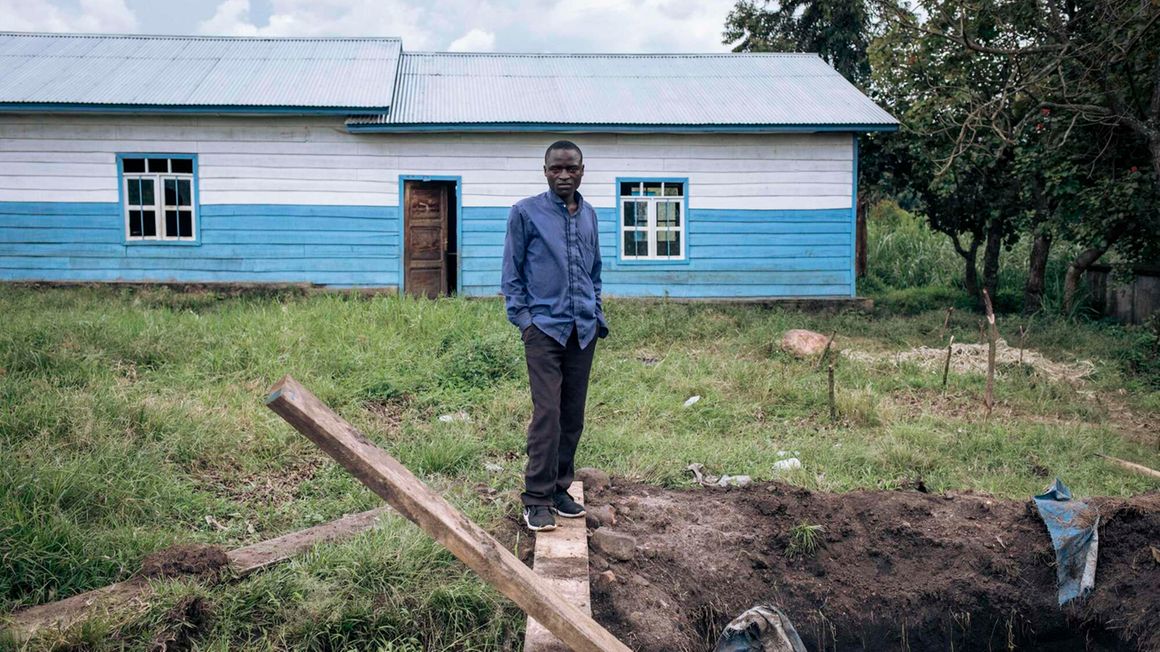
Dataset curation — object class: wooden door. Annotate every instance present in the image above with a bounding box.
[404,181,448,298]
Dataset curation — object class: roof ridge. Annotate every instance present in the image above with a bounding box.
[402,51,819,58]
[0,31,401,42]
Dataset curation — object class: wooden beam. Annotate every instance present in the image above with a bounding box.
[1097,453,1160,480]
[265,375,630,652]
[525,482,591,652]
[4,508,388,642]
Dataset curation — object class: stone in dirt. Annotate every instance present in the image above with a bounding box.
[586,504,617,529]
[591,528,636,561]
[779,329,832,357]
[594,570,617,590]
[576,467,611,492]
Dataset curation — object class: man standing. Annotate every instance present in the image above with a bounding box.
[502,140,608,532]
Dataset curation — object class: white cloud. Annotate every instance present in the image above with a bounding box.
[197,0,436,48]
[3,0,736,54]
[447,28,494,52]
[0,0,139,32]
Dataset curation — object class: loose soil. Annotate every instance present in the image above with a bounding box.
[586,482,1160,651]
[139,544,229,581]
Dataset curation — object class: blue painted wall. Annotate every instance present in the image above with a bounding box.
[1,201,851,296]
[459,206,853,298]
[0,202,399,286]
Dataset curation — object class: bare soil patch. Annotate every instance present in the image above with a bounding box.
[139,545,229,581]
[588,482,1160,651]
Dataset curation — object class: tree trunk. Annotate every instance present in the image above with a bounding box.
[855,196,868,278]
[950,234,982,301]
[982,220,1004,309]
[1062,224,1128,315]
[1023,231,1052,314]
[1063,246,1106,316]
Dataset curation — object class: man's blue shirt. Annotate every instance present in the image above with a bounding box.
[502,190,608,348]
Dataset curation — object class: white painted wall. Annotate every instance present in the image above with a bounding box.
[0,115,853,210]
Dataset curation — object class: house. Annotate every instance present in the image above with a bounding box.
[0,32,898,298]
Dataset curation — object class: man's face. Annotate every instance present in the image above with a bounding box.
[544,148,584,199]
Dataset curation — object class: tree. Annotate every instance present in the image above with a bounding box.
[872,1,1031,306]
[724,0,873,86]
[878,0,1160,314]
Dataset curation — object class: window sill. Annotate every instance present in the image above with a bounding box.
[124,239,202,247]
[614,257,691,267]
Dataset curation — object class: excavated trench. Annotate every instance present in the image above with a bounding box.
[581,482,1159,651]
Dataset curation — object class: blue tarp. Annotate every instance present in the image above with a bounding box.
[1033,478,1100,605]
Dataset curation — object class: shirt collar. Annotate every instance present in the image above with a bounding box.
[547,189,584,209]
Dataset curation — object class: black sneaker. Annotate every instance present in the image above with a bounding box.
[523,505,557,532]
[551,491,586,518]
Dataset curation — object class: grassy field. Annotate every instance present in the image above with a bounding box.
[1,285,1157,651]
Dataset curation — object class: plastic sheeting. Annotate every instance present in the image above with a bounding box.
[1033,478,1100,605]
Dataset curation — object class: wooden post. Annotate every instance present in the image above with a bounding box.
[265,376,630,652]
[982,290,998,419]
[942,335,955,392]
[1017,325,1028,366]
[940,307,955,339]
[816,330,837,370]
[827,363,837,422]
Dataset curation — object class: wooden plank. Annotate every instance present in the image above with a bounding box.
[264,376,630,652]
[1097,453,1160,480]
[3,508,388,643]
[525,482,591,652]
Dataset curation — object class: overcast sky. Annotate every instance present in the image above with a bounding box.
[0,0,742,52]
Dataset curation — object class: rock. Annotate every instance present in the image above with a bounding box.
[780,329,832,357]
[591,528,636,561]
[437,411,471,423]
[591,555,610,572]
[715,474,752,488]
[773,458,802,472]
[594,570,617,590]
[585,504,617,529]
[683,395,701,407]
[575,467,611,492]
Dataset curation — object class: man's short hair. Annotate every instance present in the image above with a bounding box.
[545,140,583,163]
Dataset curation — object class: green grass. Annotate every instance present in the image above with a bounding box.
[1,285,1157,650]
[785,522,825,559]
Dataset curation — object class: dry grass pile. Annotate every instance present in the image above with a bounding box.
[843,339,1096,383]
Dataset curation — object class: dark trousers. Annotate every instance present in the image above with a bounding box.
[521,325,596,506]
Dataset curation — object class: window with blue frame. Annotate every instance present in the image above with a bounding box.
[121,156,196,241]
[619,180,685,260]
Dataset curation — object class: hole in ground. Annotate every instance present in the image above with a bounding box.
[587,482,1160,651]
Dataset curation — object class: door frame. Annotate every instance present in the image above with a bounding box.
[398,175,462,296]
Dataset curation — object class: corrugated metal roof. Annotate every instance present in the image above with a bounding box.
[0,33,401,111]
[350,52,896,130]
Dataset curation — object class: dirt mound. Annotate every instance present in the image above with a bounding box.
[588,483,1160,651]
[139,544,229,580]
